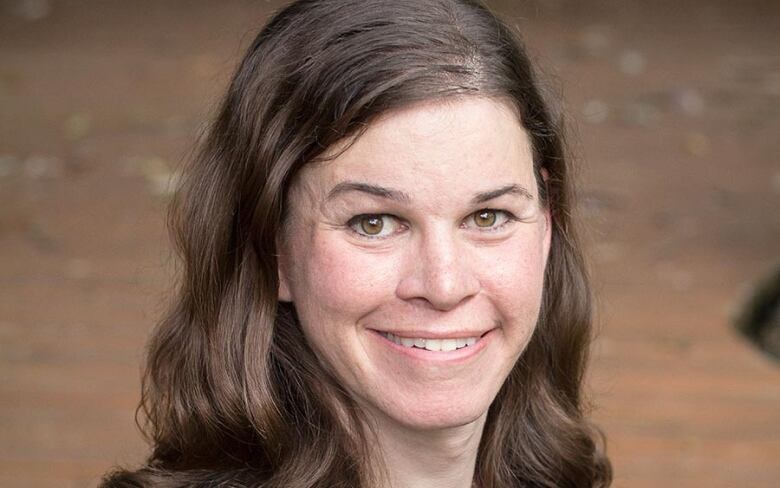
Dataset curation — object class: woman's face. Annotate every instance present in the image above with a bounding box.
[278,97,550,431]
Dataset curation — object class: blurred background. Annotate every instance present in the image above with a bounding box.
[1,0,779,486]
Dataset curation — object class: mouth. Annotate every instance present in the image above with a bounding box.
[375,330,491,352]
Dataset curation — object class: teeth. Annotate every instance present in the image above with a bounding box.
[440,339,457,352]
[381,332,479,351]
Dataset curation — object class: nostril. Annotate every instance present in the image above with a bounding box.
[395,243,481,311]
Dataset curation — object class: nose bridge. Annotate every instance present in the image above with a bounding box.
[423,225,460,279]
[398,222,480,310]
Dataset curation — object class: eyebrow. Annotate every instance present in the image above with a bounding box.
[325,181,533,204]
[326,181,412,203]
[471,184,533,204]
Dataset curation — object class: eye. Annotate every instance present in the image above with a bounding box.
[466,209,516,231]
[347,214,403,239]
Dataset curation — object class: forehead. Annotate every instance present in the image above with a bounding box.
[293,97,536,202]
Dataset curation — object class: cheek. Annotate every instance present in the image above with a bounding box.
[478,235,547,334]
[294,235,399,320]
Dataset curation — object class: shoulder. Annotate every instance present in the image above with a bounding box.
[99,465,267,488]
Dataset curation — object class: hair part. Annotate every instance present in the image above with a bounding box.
[101,1,612,486]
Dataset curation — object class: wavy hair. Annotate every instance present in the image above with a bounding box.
[101,0,612,486]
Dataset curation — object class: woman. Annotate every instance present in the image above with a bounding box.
[101,0,612,486]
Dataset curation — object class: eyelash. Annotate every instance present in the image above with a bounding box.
[345,209,518,240]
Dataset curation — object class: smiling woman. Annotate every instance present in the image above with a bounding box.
[278,98,550,441]
[100,1,612,487]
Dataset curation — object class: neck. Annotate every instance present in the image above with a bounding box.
[368,411,487,488]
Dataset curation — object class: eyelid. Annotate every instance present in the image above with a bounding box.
[463,209,517,232]
[346,214,405,240]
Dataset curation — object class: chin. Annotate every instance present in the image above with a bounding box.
[399,409,487,432]
[380,394,492,432]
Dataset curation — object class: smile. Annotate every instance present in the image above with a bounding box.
[377,331,483,352]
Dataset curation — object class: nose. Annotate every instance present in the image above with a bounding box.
[395,229,481,311]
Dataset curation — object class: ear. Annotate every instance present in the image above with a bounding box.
[540,168,553,264]
[276,236,293,303]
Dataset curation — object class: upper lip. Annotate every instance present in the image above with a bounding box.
[371,328,495,340]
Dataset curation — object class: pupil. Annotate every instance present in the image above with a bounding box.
[476,211,496,227]
[361,216,383,234]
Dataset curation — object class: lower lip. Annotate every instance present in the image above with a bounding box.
[369,329,494,363]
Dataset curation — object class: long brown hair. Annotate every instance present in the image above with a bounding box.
[101,0,612,486]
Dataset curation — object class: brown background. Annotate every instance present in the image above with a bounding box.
[1,0,779,486]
